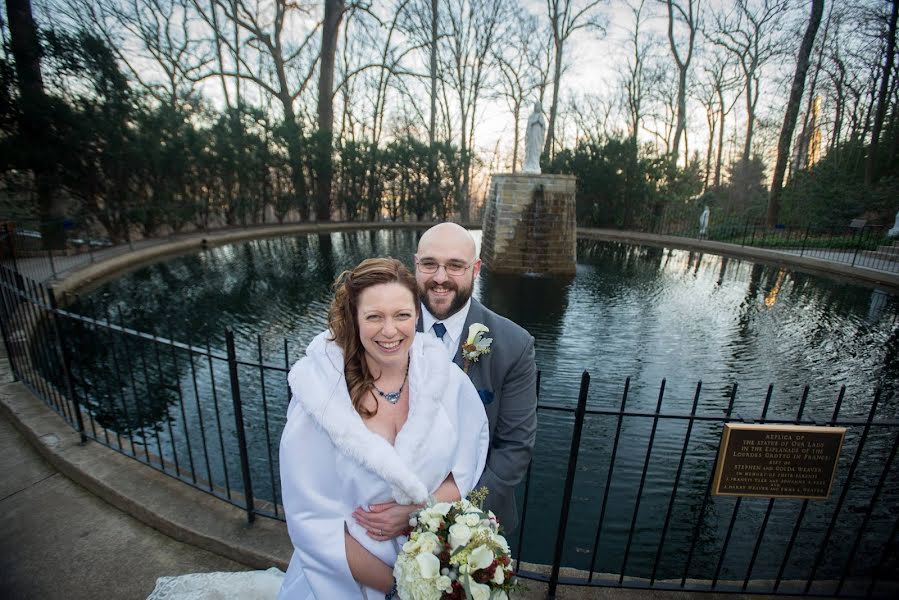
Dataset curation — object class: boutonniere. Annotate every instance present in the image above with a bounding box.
[462,323,493,373]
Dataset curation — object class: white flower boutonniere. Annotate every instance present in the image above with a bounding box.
[462,323,492,373]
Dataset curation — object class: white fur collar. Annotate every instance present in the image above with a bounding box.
[287,332,450,504]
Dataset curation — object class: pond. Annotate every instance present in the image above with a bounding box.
[66,229,899,582]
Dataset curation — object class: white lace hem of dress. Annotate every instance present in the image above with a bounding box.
[146,567,285,600]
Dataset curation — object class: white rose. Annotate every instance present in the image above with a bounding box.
[493,534,510,554]
[460,513,481,527]
[491,590,509,600]
[492,567,505,585]
[431,502,453,516]
[468,579,491,600]
[448,523,472,550]
[424,516,443,532]
[436,575,453,592]
[418,532,440,554]
[468,545,495,571]
[416,552,441,579]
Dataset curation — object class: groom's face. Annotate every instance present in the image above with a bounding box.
[415,227,480,320]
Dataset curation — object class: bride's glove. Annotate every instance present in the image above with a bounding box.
[352,501,419,541]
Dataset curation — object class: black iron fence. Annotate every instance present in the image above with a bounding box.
[1,264,897,598]
[653,204,898,274]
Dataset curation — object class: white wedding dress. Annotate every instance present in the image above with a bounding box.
[146,567,285,599]
[146,333,489,600]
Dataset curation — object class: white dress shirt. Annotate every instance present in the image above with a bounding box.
[421,298,472,361]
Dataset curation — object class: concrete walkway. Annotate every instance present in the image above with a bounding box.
[0,355,252,600]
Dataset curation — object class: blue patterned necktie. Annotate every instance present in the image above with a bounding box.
[432,323,447,339]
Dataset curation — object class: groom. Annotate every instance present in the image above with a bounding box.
[415,223,537,532]
[354,222,537,535]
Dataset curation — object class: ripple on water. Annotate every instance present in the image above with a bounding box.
[70,232,899,578]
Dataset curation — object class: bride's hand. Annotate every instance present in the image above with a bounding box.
[353,502,419,540]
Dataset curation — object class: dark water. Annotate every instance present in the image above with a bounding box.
[68,230,899,583]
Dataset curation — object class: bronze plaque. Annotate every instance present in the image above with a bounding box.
[712,424,846,499]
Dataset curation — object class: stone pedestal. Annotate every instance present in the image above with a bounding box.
[480,173,577,275]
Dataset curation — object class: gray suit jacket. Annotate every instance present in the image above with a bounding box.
[419,298,537,532]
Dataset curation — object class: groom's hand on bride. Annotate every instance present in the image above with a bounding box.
[353,501,420,540]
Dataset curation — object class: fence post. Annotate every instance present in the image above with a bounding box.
[2,222,19,273]
[800,226,810,257]
[226,328,256,524]
[546,371,590,600]
[47,248,57,279]
[0,273,19,382]
[851,226,864,267]
[47,288,87,443]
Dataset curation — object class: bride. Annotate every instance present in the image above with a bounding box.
[278,257,489,599]
[147,258,488,600]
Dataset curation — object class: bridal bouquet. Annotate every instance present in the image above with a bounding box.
[393,491,520,600]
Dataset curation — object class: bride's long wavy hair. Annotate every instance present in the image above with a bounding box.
[328,257,419,418]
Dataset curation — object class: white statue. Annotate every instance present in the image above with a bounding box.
[699,206,710,238]
[888,210,899,238]
[522,101,545,174]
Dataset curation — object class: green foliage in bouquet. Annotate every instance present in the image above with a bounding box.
[394,488,525,600]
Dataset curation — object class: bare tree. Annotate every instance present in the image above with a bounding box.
[767,0,824,226]
[205,0,321,220]
[712,0,789,163]
[315,0,345,221]
[442,0,508,221]
[494,12,541,172]
[791,0,834,175]
[703,53,739,189]
[662,0,700,163]
[62,0,212,107]
[543,0,604,158]
[621,0,655,140]
[7,0,65,245]
[865,0,898,184]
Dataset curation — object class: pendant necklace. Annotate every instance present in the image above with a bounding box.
[373,360,410,404]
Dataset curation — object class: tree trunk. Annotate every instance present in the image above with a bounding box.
[544,35,563,159]
[512,101,521,173]
[864,0,898,185]
[767,0,824,227]
[743,72,755,162]
[427,0,439,219]
[316,0,345,221]
[7,0,65,247]
[715,87,726,188]
[666,0,696,163]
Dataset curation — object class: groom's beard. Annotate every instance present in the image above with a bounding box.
[420,278,472,320]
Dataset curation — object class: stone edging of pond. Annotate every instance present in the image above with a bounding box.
[52,221,449,295]
[52,222,899,297]
[580,228,899,293]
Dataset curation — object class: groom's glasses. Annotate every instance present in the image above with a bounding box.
[416,257,475,277]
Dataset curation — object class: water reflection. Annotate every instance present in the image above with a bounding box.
[61,232,899,581]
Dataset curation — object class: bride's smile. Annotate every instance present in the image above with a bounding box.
[357,282,416,372]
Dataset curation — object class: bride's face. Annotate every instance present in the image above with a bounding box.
[356,282,416,370]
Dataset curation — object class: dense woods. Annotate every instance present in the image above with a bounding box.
[1,0,898,242]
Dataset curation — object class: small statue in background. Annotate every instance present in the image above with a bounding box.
[888,210,899,238]
[699,206,710,238]
[522,101,545,174]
